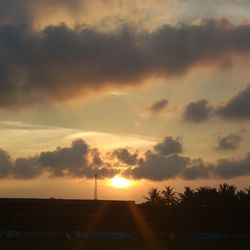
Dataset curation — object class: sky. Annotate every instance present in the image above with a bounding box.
[0,0,250,202]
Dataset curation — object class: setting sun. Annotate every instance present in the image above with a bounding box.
[111,176,131,189]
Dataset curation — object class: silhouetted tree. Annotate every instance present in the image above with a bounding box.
[143,184,250,208]
[218,183,237,195]
[195,186,218,208]
[179,186,196,206]
[143,188,164,205]
[238,186,250,207]
[161,186,179,206]
[218,183,238,207]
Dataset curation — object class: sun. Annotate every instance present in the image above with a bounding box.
[111,176,131,189]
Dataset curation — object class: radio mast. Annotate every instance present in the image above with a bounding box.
[94,174,98,200]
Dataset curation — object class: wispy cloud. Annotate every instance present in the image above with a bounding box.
[140,99,169,116]
[216,131,244,151]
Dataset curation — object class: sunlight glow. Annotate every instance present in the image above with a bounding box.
[111,176,131,189]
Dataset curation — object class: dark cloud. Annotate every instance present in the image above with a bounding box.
[130,151,190,181]
[216,132,243,151]
[112,148,138,166]
[126,136,186,181]
[183,99,213,123]
[0,149,13,177]
[0,139,117,179]
[181,159,211,180]
[182,85,250,123]
[154,136,183,155]
[125,135,250,181]
[216,85,250,120]
[144,99,168,115]
[0,19,249,108]
[38,139,114,178]
[126,149,211,181]
[128,150,250,181]
[0,137,250,181]
[14,157,41,179]
[91,148,104,167]
[39,139,90,177]
[213,153,250,179]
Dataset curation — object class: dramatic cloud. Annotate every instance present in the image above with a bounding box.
[130,151,190,181]
[126,143,211,181]
[125,136,250,181]
[0,19,250,108]
[183,99,213,123]
[0,149,13,178]
[128,150,250,181]
[1,137,250,181]
[216,85,250,120]
[14,157,41,179]
[38,139,115,178]
[143,99,168,116]
[1,0,249,30]
[213,153,250,179]
[216,132,243,151]
[181,159,211,180]
[154,136,183,155]
[0,139,116,179]
[112,148,138,166]
[126,136,198,181]
[39,139,91,177]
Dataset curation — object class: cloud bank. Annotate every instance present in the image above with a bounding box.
[128,149,250,181]
[1,19,250,108]
[0,139,117,179]
[0,136,250,181]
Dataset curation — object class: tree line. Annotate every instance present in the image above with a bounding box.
[143,183,250,208]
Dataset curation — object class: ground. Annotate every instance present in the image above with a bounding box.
[0,240,250,250]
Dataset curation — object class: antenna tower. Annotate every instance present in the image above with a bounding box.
[94,174,98,200]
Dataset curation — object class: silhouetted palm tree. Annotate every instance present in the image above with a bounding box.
[195,186,218,207]
[179,186,196,206]
[143,188,163,205]
[218,183,238,206]
[238,186,250,207]
[218,183,237,196]
[161,186,179,206]
[143,184,250,208]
